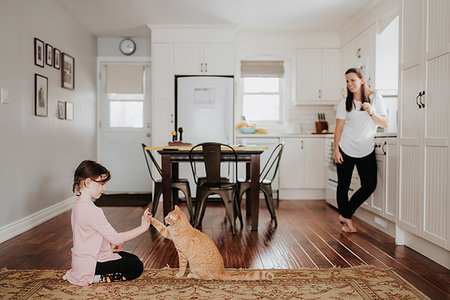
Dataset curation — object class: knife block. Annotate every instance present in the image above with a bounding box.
[315,121,329,133]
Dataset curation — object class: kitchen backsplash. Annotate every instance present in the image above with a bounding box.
[288,105,336,134]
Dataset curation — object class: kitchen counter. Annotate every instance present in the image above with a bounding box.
[237,132,397,139]
[236,133,334,139]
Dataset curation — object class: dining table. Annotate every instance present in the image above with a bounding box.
[145,145,266,231]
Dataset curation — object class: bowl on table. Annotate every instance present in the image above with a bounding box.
[239,126,256,134]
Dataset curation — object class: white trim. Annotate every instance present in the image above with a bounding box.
[0,197,75,243]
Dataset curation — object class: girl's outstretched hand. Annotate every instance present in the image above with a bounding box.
[141,208,152,230]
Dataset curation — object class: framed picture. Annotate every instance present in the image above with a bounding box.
[34,74,48,117]
[53,48,61,69]
[61,53,75,90]
[57,101,65,119]
[34,38,44,67]
[65,101,74,120]
[45,44,53,66]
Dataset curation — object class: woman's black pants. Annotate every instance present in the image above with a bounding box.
[95,251,143,281]
[336,148,377,219]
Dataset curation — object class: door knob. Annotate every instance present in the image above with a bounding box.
[146,132,151,137]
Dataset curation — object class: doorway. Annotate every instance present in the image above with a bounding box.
[98,62,151,193]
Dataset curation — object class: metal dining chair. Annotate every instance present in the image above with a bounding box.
[189,142,239,235]
[236,142,285,226]
[141,143,194,221]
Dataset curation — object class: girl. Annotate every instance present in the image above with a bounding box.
[64,160,152,286]
[334,68,388,233]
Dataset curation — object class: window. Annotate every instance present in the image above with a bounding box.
[240,60,284,122]
[242,78,280,121]
[108,93,144,128]
[105,64,145,128]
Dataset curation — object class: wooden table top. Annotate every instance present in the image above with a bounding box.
[145,146,268,151]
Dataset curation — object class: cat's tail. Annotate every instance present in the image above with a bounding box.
[221,270,274,281]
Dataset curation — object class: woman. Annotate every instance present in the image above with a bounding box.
[334,68,388,233]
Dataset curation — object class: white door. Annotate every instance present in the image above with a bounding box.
[98,62,152,193]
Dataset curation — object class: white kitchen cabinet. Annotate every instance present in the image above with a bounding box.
[346,137,397,221]
[174,44,234,75]
[152,43,175,146]
[279,137,325,198]
[341,24,376,90]
[398,0,449,250]
[296,49,341,103]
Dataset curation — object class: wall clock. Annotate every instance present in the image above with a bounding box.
[119,38,136,56]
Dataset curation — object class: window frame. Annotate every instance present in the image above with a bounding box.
[240,76,284,124]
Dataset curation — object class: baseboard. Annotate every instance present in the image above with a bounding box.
[0,196,75,243]
[279,189,325,200]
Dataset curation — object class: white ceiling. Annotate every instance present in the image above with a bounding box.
[56,0,379,37]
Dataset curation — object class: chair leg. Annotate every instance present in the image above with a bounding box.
[152,183,163,216]
[194,192,209,229]
[218,190,236,235]
[176,184,194,224]
[261,184,277,226]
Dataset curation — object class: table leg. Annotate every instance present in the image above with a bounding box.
[245,162,251,216]
[161,154,172,218]
[250,154,260,231]
[172,162,179,207]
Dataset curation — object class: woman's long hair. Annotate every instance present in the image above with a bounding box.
[345,68,371,112]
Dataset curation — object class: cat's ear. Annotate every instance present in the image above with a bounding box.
[174,205,180,210]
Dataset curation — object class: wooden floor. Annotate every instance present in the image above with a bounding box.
[0,200,448,299]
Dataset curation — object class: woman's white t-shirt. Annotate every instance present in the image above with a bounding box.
[336,93,387,158]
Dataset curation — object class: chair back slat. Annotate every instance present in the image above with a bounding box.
[261,142,285,182]
[189,142,238,187]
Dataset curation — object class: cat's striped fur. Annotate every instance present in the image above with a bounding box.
[150,205,274,280]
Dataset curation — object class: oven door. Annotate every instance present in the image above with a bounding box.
[325,178,338,208]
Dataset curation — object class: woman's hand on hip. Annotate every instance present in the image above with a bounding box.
[334,150,344,164]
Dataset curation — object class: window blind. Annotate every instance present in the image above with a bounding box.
[106,65,144,94]
[240,60,284,78]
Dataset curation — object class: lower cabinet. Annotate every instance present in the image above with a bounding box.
[348,137,397,221]
[279,137,325,199]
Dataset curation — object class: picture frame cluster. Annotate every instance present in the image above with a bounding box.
[34,37,75,119]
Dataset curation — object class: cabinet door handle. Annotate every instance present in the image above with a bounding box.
[204,63,208,73]
[419,90,425,108]
[300,140,304,149]
[200,63,204,72]
[415,92,422,109]
[318,89,322,99]
[382,141,386,155]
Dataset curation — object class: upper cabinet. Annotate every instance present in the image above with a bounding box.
[174,44,234,75]
[341,24,376,90]
[296,49,341,104]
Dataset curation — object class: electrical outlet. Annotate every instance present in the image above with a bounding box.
[0,88,10,104]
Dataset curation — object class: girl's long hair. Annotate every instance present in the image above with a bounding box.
[345,68,371,112]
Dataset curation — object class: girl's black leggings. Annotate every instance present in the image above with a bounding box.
[95,251,143,282]
[336,147,377,219]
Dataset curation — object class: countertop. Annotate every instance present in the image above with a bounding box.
[236,132,398,139]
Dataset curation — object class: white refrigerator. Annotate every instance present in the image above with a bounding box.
[176,76,234,145]
[175,76,235,195]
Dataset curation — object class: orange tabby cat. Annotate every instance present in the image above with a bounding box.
[151,205,274,280]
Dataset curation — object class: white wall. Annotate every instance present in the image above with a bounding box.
[97,37,151,57]
[0,0,97,232]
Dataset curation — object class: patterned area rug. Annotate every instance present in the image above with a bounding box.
[0,266,429,299]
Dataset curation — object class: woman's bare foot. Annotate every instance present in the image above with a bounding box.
[339,215,357,233]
